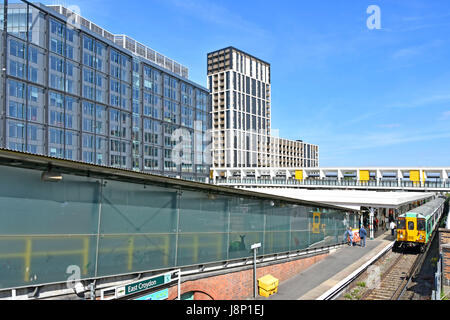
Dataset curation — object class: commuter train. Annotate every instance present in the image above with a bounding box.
[394,197,447,252]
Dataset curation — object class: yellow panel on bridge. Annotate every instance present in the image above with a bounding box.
[295,170,303,180]
[359,170,370,182]
[410,170,420,182]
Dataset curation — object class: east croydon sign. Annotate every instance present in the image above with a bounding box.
[116,273,172,298]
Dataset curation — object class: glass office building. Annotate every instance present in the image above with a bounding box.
[0,1,211,181]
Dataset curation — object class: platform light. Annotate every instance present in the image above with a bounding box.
[251,243,262,299]
[41,170,63,182]
[251,243,261,250]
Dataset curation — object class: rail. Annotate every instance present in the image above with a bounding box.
[316,242,394,300]
[325,211,445,300]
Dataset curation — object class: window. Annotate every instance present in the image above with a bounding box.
[83,52,94,68]
[50,56,64,73]
[50,19,65,37]
[397,218,406,230]
[8,101,25,119]
[9,60,26,78]
[9,39,25,58]
[407,221,415,231]
[50,38,64,55]
[83,35,94,51]
[8,122,25,139]
[28,67,38,83]
[83,69,94,83]
[417,219,425,231]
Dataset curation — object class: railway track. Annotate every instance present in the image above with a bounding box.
[361,252,420,300]
[330,241,432,301]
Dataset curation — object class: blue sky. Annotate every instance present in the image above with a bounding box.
[43,0,450,167]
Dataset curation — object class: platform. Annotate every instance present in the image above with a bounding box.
[258,231,394,300]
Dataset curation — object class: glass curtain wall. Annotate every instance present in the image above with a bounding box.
[0,164,355,290]
[0,0,211,181]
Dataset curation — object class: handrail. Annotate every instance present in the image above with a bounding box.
[217,178,450,190]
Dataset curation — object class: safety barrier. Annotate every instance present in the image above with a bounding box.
[218,178,450,190]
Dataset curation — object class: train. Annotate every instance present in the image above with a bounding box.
[394,197,447,252]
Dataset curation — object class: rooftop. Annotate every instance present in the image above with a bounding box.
[208,46,271,67]
[46,4,189,79]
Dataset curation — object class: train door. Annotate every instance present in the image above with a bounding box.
[405,218,417,243]
[417,219,426,244]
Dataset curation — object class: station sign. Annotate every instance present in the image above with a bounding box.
[135,288,169,301]
[116,273,172,298]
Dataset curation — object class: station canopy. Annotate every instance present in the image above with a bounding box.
[241,188,437,212]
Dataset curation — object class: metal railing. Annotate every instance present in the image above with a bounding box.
[217,178,450,189]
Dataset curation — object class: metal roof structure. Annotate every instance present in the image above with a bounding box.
[404,198,446,218]
[0,149,356,213]
[241,188,437,211]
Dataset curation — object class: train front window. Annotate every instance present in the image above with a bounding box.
[417,219,426,231]
[408,221,415,231]
[397,218,406,230]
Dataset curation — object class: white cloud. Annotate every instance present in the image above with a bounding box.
[377,123,401,129]
[391,40,444,59]
[388,93,450,109]
[164,0,269,36]
[441,111,450,120]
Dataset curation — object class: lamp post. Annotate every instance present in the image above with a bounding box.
[251,243,261,299]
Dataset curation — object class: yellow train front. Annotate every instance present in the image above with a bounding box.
[394,198,445,252]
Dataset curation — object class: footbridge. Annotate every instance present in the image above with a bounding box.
[212,167,450,192]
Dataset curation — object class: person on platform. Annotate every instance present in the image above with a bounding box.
[359,225,367,248]
[344,227,354,246]
[390,220,396,237]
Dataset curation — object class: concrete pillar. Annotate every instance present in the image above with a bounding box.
[285,170,291,179]
[369,208,375,240]
[319,169,325,180]
[376,169,382,184]
[269,169,276,179]
[338,169,343,182]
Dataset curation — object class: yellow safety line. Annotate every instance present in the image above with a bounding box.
[217,234,222,260]
[24,238,32,283]
[83,237,89,276]
[127,237,134,271]
[163,235,169,266]
[193,235,199,263]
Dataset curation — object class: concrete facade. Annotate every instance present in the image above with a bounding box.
[207,47,319,169]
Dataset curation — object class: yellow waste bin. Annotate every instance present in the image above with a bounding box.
[258,275,279,298]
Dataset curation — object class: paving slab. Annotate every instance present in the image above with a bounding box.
[257,232,394,300]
